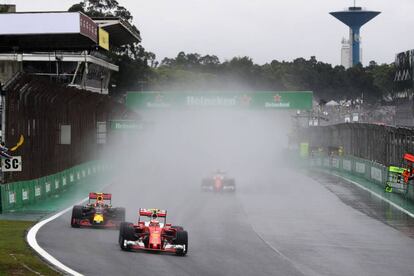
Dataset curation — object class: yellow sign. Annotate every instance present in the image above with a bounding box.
[10,135,24,152]
[99,28,109,50]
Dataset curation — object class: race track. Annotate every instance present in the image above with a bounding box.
[37,167,414,276]
[36,111,414,276]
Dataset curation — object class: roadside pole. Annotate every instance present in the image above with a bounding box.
[0,82,4,211]
[0,82,5,184]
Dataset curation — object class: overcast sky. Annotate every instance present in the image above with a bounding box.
[5,0,414,66]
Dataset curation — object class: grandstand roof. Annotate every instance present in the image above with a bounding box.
[0,12,140,52]
[93,17,141,46]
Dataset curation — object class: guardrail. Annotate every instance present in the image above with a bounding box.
[309,155,414,202]
[0,160,109,213]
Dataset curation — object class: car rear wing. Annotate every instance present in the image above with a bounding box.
[139,208,167,218]
[89,192,112,201]
[404,153,414,163]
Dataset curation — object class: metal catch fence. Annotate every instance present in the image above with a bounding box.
[4,74,135,182]
[301,123,414,166]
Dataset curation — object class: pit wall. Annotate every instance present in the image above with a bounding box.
[309,155,414,201]
[0,161,109,213]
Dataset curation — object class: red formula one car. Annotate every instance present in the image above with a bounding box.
[71,193,125,228]
[118,209,188,256]
[201,170,236,192]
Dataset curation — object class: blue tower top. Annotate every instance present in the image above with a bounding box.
[330,7,380,66]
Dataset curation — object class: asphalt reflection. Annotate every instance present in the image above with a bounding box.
[311,173,414,239]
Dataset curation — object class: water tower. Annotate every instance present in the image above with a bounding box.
[330,3,380,66]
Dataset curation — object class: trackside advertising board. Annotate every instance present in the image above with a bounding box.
[0,161,110,213]
[99,27,110,50]
[110,120,143,131]
[126,91,313,110]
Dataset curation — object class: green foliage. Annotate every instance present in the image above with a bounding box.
[152,52,395,102]
[367,62,396,100]
[0,6,9,13]
[69,0,133,21]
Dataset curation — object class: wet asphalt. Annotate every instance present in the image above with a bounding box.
[36,111,414,276]
[37,167,414,276]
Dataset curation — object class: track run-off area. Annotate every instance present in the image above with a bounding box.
[33,111,414,276]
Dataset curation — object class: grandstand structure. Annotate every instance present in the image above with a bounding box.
[0,6,139,182]
[394,50,414,127]
[0,10,140,94]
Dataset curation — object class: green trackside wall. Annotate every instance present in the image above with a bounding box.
[309,155,414,201]
[0,161,110,213]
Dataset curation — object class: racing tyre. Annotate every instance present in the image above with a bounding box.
[174,230,188,256]
[201,179,212,192]
[227,179,236,192]
[171,226,184,231]
[71,205,83,228]
[119,222,136,251]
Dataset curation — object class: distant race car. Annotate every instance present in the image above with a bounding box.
[201,170,236,192]
[71,193,125,228]
[118,208,188,256]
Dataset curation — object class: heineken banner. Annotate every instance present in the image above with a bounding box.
[110,120,143,131]
[126,91,313,110]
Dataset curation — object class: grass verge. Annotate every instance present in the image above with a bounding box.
[0,220,60,276]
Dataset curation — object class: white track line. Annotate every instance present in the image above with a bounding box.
[325,170,414,218]
[10,254,43,276]
[27,197,88,276]
[251,226,307,276]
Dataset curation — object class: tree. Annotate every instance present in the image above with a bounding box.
[69,0,133,21]
[368,63,396,100]
[151,52,395,103]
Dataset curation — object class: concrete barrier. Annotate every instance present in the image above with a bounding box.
[309,155,387,188]
[310,155,414,199]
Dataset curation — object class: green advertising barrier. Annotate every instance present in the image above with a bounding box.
[0,160,110,213]
[300,143,309,158]
[309,155,388,188]
[126,91,313,110]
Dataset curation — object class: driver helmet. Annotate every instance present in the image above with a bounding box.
[94,195,104,207]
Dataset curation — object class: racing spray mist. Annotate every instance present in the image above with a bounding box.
[98,106,294,223]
